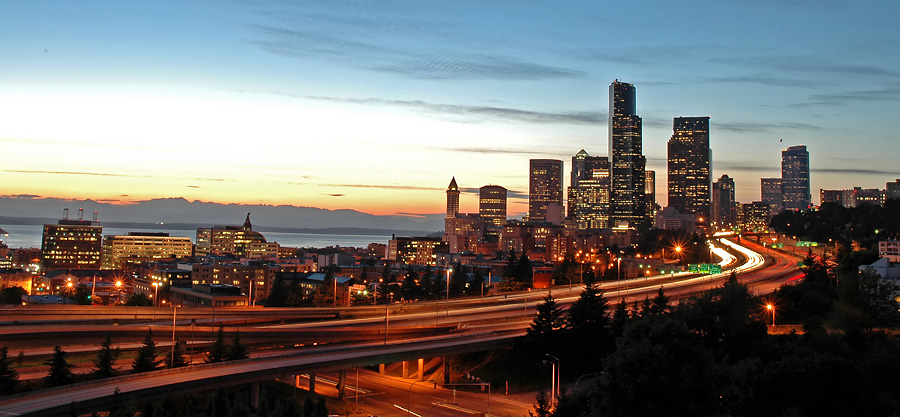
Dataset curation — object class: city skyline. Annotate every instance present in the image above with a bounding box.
[2,1,899,218]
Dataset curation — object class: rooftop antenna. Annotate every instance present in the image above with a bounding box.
[93,211,99,223]
[78,208,84,221]
[63,208,69,220]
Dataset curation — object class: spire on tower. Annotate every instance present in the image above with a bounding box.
[448,177,459,191]
[243,213,252,231]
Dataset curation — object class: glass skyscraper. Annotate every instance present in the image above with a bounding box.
[781,145,810,210]
[608,80,647,228]
[667,116,711,221]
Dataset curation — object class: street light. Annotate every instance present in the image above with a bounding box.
[766,304,775,327]
[544,354,560,406]
[152,282,160,320]
[446,268,452,316]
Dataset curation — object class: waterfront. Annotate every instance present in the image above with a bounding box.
[0,224,389,249]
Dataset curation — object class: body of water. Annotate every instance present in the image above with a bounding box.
[0,224,390,249]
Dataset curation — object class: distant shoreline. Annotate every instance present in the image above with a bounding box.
[0,216,434,237]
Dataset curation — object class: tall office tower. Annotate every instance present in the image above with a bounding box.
[608,80,647,228]
[479,184,508,228]
[645,170,657,219]
[41,209,103,269]
[712,174,736,228]
[667,117,711,221]
[446,177,460,218]
[529,159,564,223]
[567,150,610,229]
[782,145,811,210]
[761,178,784,215]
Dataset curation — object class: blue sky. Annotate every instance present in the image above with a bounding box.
[1,0,898,217]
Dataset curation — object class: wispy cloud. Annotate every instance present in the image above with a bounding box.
[323,193,345,197]
[792,87,900,107]
[4,170,145,178]
[709,55,900,79]
[301,94,602,125]
[714,121,823,133]
[814,168,899,175]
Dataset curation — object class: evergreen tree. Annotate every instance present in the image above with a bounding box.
[610,299,629,337]
[206,326,227,363]
[225,330,249,361]
[265,275,289,307]
[0,286,27,304]
[400,265,420,301]
[449,262,466,295]
[0,345,19,395]
[526,295,565,354]
[132,329,162,373]
[44,345,75,386]
[302,396,315,417]
[566,283,611,351]
[166,338,187,368]
[92,333,120,378]
[528,389,553,417]
[649,286,671,315]
[314,396,328,417]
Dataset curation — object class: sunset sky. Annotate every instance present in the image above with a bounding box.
[2,1,898,217]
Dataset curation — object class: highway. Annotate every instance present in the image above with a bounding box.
[0,237,803,416]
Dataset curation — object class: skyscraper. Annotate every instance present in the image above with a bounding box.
[608,80,647,228]
[567,149,610,229]
[529,159,564,223]
[446,177,460,218]
[42,214,102,269]
[667,117,711,221]
[782,145,810,210]
[761,178,784,215]
[712,174,736,228]
[479,184,508,229]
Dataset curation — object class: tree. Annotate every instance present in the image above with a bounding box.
[314,396,328,417]
[528,389,553,417]
[449,262,466,295]
[92,333,120,378]
[0,286,27,305]
[610,299,629,338]
[400,265,421,301]
[225,330,249,361]
[265,275,290,307]
[648,286,671,316]
[0,345,19,395]
[166,339,187,368]
[74,283,92,305]
[133,329,162,373]
[566,283,611,352]
[44,345,75,386]
[206,326,227,363]
[125,293,153,306]
[526,295,565,354]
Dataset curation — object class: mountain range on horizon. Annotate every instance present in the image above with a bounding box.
[0,195,444,235]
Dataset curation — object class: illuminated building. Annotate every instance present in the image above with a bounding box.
[821,187,886,208]
[761,178,784,215]
[101,232,193,269]
[887,179,900,200]
[645,170,658,223]
[446,177,460,218]
[667,117,711,221]
[566,149,610,229]
[529,159,564,223]
[387,235,448,266]
[608,80,647,228]
[41,210,102,270]
[444,214,486,253]
[189,262,277,303]
[712,174,736,228]
[479,184,507,231]
[782,145,811,210]
[738,202,770,233]
[195,213,278,260]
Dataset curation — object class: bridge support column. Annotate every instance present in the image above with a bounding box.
[251,382,259,412]
[379,363,385,374]
[418,358,424,381]
[309,373,316,393]
[443,356,450,385]
[337,370,346,400]
[402,361,410,378]
[294,374,301,388]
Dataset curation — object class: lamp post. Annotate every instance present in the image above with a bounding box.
[152,282,160,320]
[171,306,177,368]
[544,354,560,406]
[446,268,452,316]
[766,304,775,327]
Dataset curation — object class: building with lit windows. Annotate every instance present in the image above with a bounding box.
[567,149,610,229]
[712,174,736,228]
[189,262,277,304]
[446,177,460,218]
[782,145,811,210]
[101,232,193,269]
[821,187,885,208]
[387,235,448,266]
[761,178,784,215]
[195,214,278,260]
[41,214,103,270]
[887,179,900,200]
[529,159,564,223]
[479,184,507,232]
[645,170,658,223]
[608,80,648,228]
[738,202,770,233]
[667,117,711,221]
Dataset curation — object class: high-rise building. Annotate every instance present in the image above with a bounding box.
[782,145,810,210]
[446,177,460,218]
[886,179,900,200]
[608,80,647,228]
[667,117,711,221]
[42,213,103,270]
[529,159,564,223]
[479,184,507,229]
[712,174,736,228]
[567,150,610,229]
[761,178,784,215]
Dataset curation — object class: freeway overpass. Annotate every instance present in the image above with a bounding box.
[0,238,802,416]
